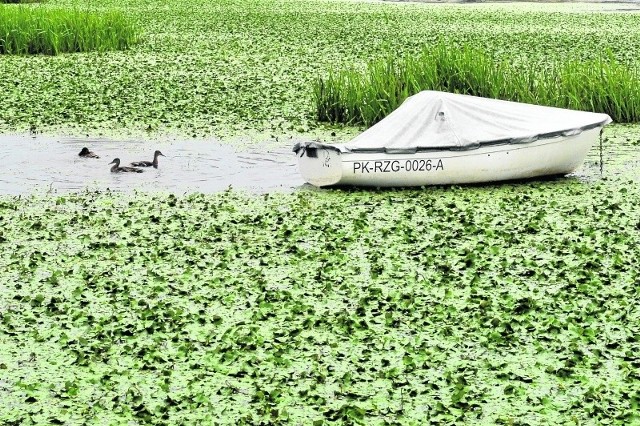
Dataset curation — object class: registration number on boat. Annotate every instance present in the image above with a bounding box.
[353,159,444,173]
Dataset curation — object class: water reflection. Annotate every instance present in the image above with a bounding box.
[0,134,305,195]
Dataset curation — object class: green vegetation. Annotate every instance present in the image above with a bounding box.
[1,1,640,423]
[0,6,140,55]
[314,44,640,126]
[0,1,42,4]
[1,175,639,424]
[1,0,640,138]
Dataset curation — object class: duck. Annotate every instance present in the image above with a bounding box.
[79,147,99,158]
[109,158,143,173]
[130,150,165,169]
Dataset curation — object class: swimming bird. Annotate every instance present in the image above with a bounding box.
[109,158,143,173]
[130,150,165,169]
[79,147,99,158]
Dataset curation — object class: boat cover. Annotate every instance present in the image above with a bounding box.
[310,91,612,153]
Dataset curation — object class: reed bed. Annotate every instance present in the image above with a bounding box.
[0,6,140,54]
[314,43,640,125]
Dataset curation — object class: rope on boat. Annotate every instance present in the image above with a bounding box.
[599,128,604,176]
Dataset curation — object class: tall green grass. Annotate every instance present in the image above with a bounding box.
[314,43,640,125]
[0,5,140,54]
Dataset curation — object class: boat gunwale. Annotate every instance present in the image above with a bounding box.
[338,134,590,162]
[294,119,609,155]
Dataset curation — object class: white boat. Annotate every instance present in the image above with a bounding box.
[294,91,612,187]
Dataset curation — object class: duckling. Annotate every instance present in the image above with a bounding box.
[130,150,165,169]
[79,147,99,158]
[109,158,143,173]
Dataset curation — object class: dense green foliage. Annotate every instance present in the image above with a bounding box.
[1,175,639,424]
[314,44,640,126]
[1,2,639,422]
[0,1,42,4]
[0,5,140,55]
[1,0,640,137]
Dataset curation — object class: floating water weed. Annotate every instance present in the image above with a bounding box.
[0,5,140,54]
[1,178,640,423]
[1,0,640,137]
[314,43,640,126]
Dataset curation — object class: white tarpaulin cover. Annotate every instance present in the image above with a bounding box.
[338,91,612,153]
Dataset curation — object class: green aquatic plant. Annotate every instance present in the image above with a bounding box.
[314,43,640,126]
[0,5,140,55]
[0,175,639,423]
[1,0,640,137]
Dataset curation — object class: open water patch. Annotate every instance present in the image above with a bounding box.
[0,134,304,195]
[0,126,637,195]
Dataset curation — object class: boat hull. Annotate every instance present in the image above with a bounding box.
[297,127,601,187]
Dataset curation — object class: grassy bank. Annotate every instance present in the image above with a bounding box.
[314,44,640,126]
[1,0,640,138]
[0,6,140,55]
[1,177,639,424]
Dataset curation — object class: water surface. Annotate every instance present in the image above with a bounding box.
[0,128,637,195]
[0,134,304,195]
